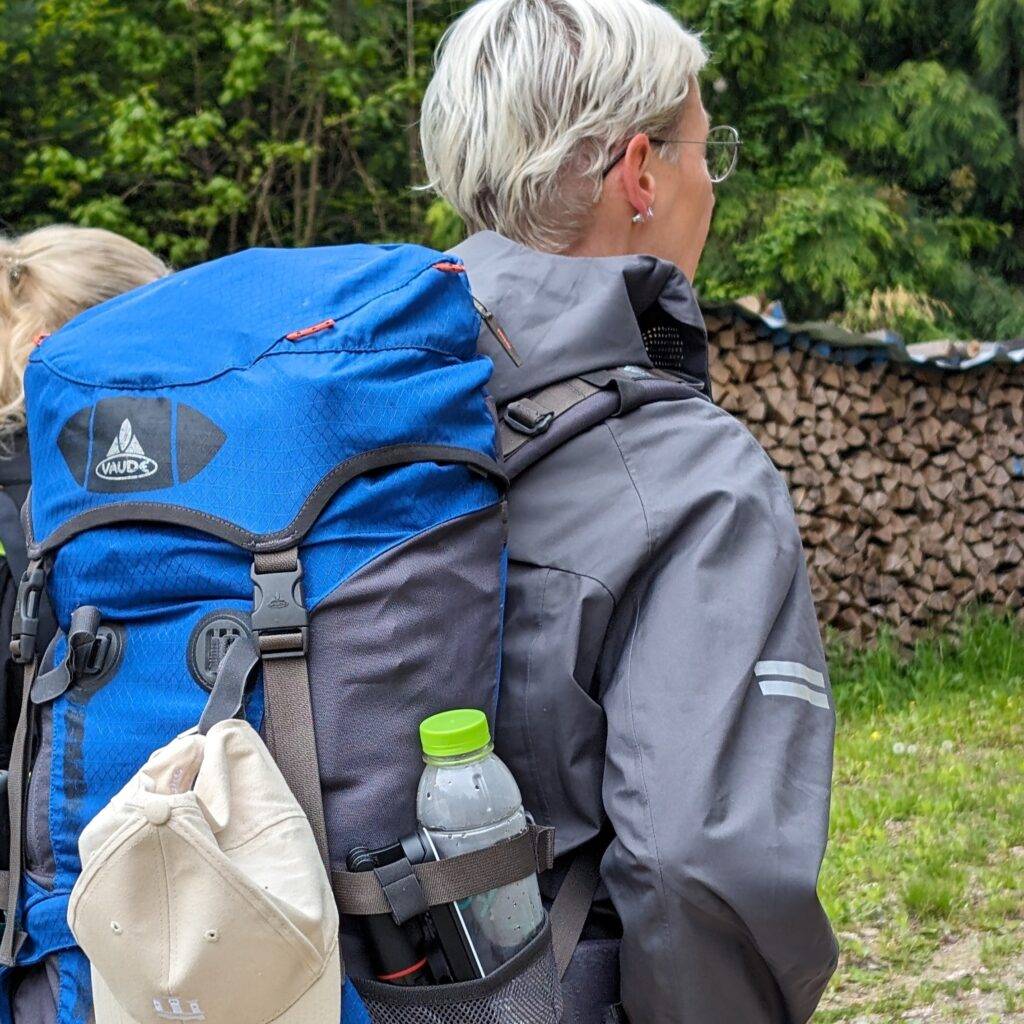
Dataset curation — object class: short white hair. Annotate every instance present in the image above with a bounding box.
[421,0,708,253]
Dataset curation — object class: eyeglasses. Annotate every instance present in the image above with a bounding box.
[601,125,741,184]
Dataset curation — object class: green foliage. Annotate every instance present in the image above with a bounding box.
[0,0,447,264]
[2,0,1024,343]
[673,0,1024,341]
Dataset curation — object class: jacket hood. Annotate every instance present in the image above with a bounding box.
[453,231,709,405]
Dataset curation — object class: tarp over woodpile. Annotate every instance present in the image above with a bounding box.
[705,300,1024,372]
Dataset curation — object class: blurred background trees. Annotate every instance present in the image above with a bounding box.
[2,0,1023,342]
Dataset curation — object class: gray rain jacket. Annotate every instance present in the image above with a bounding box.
[455,232,839,1024]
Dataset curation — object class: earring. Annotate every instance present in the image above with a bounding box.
[631,206,655,225]
[632,212,644,224]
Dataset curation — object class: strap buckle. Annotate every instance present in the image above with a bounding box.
[10,563,46,665]
[250,558,308,660]
[503,398,555,437]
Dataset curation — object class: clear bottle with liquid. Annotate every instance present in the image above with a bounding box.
[416,709,545,975]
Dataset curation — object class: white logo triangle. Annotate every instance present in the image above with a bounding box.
[95,418,159,481]
[106,418,147,459]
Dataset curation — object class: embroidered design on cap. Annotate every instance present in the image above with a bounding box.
[152,997,205,1022]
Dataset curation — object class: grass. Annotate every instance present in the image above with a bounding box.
[814,612,1024,1022]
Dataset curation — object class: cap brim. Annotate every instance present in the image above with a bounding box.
[90,946,342,1024]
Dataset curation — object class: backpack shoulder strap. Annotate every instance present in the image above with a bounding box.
[500,366,709,979]
[499,366,708,481]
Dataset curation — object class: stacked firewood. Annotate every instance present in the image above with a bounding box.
[705,312,1024,644]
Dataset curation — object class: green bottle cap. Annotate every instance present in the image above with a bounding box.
[420,709,491,758]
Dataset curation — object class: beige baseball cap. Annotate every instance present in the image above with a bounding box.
[67,719,340,1024]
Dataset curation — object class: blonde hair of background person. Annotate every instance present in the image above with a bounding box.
[0,225,168,444]
[420,0,710,263]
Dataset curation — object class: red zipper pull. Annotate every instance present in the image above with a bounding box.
[285,319,336,342]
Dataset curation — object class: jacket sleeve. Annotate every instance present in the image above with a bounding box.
[599,411,838,1024]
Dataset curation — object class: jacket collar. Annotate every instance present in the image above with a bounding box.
[453,231,708,405]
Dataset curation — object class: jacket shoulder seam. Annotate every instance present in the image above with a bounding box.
[600,422,653,560]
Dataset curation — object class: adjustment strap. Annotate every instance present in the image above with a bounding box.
[197,632,259,735]
[31,605,105,704]
[500,371,702,481]
[373,857,430,925]
[252,549,330,871]
[549,844,603,979]
[500,379,600,458]
[0,656,37,965]
[333,824,555,917]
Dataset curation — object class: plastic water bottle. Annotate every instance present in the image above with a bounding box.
[417,709,545,975]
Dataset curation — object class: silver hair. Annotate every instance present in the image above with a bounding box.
[421,0,708,253]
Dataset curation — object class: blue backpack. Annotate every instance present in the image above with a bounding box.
[0,245,564,1024]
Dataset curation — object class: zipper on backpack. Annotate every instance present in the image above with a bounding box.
[472,297,523,367]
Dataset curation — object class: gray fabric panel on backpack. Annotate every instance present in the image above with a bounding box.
[25,631,61,888]
[25,704,55,885]
[11,958,60,1024]
[306,505,505,976]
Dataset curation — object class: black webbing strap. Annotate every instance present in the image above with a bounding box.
[30,605,102,705]
[500,368,704,480]
[197,632,259,735]
[0,652,36,965]
[549,845,603,979]
[500,378,600,459]
[333,823,555,917]
[0,491,28,591]
[253,548,331,872]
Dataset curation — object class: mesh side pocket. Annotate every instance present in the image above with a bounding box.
[354,921,562,1024]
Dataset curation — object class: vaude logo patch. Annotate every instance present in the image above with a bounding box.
[95,418,159,482]
[59,398,225,493]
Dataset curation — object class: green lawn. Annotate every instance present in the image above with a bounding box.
[815,615,1024,1022]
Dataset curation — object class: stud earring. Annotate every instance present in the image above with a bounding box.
[631,206,655,225]
[632,212,644,224]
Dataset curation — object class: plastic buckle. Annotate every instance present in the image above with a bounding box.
[250,559,308,660]
[10,565,46,665]
[503,399,555,437]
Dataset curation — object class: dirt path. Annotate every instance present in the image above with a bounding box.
[817,929,1024,1022]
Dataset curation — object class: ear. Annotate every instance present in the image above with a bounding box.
[616,133,657,220]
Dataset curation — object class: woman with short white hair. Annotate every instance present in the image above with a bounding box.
[422,3,837,1022]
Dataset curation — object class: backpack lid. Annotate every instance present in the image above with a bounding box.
[32,245,478,390]
[24,245,503,554]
